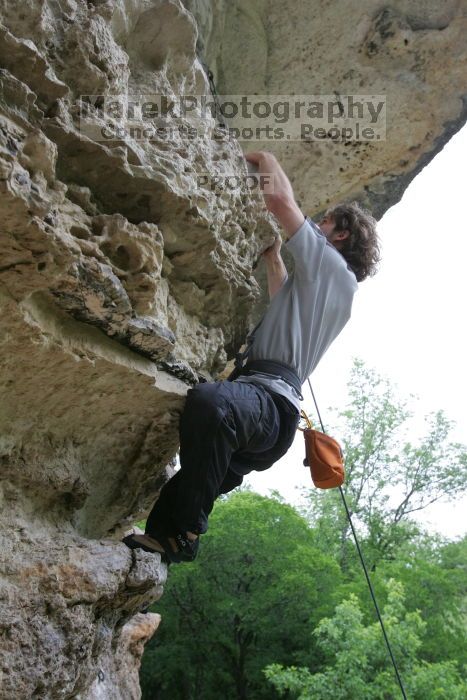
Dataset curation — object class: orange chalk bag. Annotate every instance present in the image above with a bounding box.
[298,409,345,489]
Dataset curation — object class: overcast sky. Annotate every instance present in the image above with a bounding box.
[245,123,467,540]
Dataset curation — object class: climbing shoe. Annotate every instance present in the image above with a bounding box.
[122,529,199,564]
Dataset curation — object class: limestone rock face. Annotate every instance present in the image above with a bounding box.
[1,529,165,699]
[185,0,467,218]
[0,0,273,697]
[0,0,466,698]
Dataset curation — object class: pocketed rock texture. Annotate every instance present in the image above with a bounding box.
[185,0,467,218]
[0,0,466,698]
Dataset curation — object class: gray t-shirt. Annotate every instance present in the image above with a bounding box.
[234,216,359,411]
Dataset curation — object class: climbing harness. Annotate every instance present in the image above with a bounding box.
[305,378,408,700]
[226,312,304,400]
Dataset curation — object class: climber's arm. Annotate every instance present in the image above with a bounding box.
[245,151,304,239]
[246,150,328,283]
[271,199,305,240]
[262,238,288,300]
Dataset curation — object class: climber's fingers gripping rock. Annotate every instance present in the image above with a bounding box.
[244,151,296,216]
[261,235,282,261]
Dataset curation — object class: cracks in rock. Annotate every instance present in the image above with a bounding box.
[156,357,199,385]
[121,548,141,598]
[50,260,179,364]
[0,260,33,273]
[121,547,167,611]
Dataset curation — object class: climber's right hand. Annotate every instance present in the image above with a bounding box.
[261,235,282,261]
[244,151,304,239]
[244,151,295,214]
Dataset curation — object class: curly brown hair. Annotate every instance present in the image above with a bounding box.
[325,201,381,282]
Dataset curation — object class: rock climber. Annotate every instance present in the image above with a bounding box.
[123,150,380,563]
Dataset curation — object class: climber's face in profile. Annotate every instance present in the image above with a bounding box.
[318,213,350,250]
[317,214,336,238]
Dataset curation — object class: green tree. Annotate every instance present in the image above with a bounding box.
[140,491,341,700]
[264,579,467,700]
[374,534,467,668]
[302,359,467,568]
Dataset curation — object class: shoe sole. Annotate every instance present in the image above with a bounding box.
[122,534,171,563]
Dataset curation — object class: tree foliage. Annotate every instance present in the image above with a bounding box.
[265,580,467,700]
[302,359,467,567]
[141,491,340,700]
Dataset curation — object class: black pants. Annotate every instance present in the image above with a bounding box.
[145,379,300,536]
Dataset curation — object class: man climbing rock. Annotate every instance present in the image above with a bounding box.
[124,151,380,563]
